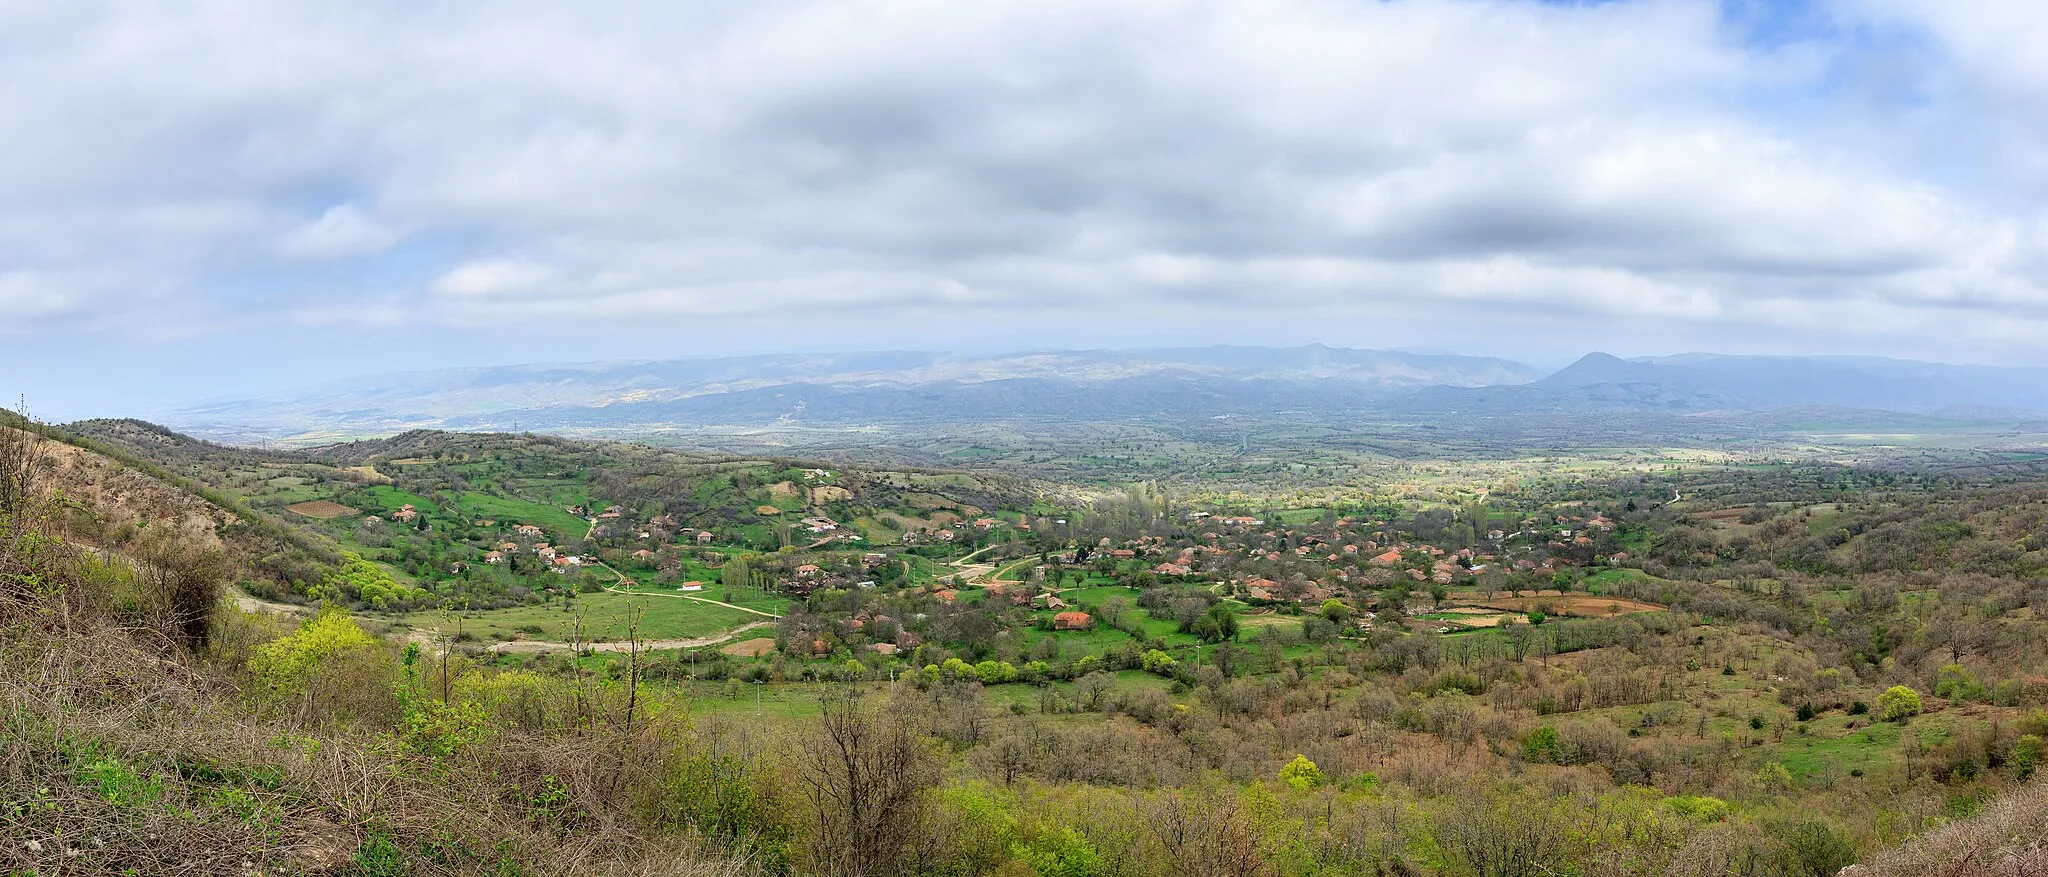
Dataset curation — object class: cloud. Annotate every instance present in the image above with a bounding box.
[1,0,2047,368]
[278,204,401,260]
[432,258,561,299]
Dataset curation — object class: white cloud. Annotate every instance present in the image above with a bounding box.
[1,0,2047,365]
[432,258,561,299]
[278,204,401,260]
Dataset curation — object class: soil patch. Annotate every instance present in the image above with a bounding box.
[721,637,777,657]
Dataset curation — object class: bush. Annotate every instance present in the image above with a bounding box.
[1523,726,1562,763]
[1665,795,1731,823]
[1140,649,1178,676]
[1278,754,1324,789]
[1877,686,1923,722]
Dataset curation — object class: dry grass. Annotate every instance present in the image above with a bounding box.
[1855,781,2048,877]
[1,619,763,877]
[721,637,777,657]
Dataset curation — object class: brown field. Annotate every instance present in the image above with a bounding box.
[720,637,776,657]
[285,500,356,520]
[1475,595,1664,617]
[1438,613,1517,628]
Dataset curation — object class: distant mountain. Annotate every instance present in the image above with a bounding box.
[1399,352,2048,416]
[164,345,1541,443]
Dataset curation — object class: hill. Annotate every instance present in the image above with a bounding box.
[161,345,1542,443]
[1401,352,2048,416]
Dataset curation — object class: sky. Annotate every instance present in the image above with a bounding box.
[5,0,2048,420]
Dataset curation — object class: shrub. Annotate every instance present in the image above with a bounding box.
[1523,726,1562,763]
[1877,686,1923,722]
[1935,665,1988,703]
[2013,734,2044,781]
[1140,649,1178,676]
[249,606,380,698]
[1665,795,1731,823]
[1278,754,1324,790]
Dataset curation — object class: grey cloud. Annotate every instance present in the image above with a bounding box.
[0,0,2045,365]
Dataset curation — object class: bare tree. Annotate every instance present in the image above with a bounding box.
[130,521,233,648]
[0,417,64,622]
[0,412,48,520]
[1143,788,1270,877]
[797,690,939,877]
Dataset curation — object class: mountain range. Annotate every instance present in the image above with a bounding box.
[159,346,2048,444]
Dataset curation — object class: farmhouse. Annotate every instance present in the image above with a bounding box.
[1052,611,1093,630]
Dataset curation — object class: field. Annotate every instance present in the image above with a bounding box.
[392,588,761,644]
[283,499,355,519]
[1415,608,1523,629]
[1473,595,1664,617]
[442,491,590,540]
[720,637,776,657]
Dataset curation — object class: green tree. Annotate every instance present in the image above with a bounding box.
[1319,598,1350,623]
[2014,734,2044,781]
[1877,685,1922,722]
[1278,754,1324,789]
[1140,649,1178,676]
[1522,726,1561,763]
[249,606,381,700]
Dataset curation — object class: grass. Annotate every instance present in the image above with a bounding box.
[394,589,762,643]
[443,491,589,541]
[991,557,1038,582]
[1767,718,1902,781]
[616,580,793,615]
[1061,585,1143,605]
[1581,567,1659,591]
[362,486,441,514]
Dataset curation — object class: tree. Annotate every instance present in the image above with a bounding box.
[1877,685,1922,722]
[1141,649,1179,676]
[1319,598,1350,623]
[131,522,233,647]
[1278,754,1324,789]
[796,692,939,877]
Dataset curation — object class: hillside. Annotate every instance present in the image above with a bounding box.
[47,420,1037,622]
[11,409,2048,876]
